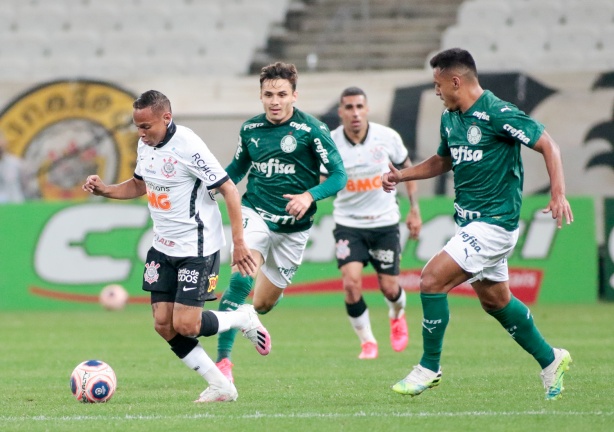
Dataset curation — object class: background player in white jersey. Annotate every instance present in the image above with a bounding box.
[322,87,421,360]
[215,63,347,382]
[82,90,271,403]
[382,49,573,400]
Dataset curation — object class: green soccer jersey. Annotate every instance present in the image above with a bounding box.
[227,108,347,233]
[437,90,545,231]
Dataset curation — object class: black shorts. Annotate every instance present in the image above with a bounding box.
[142,247,220,307]
[333,223,401,275]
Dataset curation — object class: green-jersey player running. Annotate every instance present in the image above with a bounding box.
[216,62,347,382]
[382,48,573,401]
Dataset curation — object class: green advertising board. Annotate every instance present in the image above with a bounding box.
[0,196,597,310]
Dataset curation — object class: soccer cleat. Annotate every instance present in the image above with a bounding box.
[194,384,238,403]
[392,365,442,396]
[216,358,234,383]
[390,315,409,352]
[238,304,272,356]
[540,347,572,400]
[358,341,378,359]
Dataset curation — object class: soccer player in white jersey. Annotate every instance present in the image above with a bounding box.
[322,87,421,360]
[382,49,574,400]
[82,90,271,403]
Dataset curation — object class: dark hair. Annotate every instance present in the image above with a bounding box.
[260,62,298,91]
[429,48,478,78]
[339,86,367,103]
[133,90,172,114]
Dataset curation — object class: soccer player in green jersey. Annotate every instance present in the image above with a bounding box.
[215,62,347,382]
[382,48,574,400]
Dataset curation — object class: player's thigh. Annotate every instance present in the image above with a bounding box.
[333,224,370,269]
[421,250,472,293]
[443,221,518,284]
[252,271,283,311]
[365,224,401,275]
[260,230,310,289]
[174,251,221,307]
[238,206,272,260]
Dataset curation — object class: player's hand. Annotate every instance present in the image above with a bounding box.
[283,192,314,221]
[406,206,422,240]
[231,240,257,277]
[542,194,574,228]
[382,162,402,193]
[82,175,107,196]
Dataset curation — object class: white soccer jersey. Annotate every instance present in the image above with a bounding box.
[134,122,229,257]
[328,122,408,228]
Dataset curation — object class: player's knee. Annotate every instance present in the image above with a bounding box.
[172,318,199,338]
[154,320,174,340]
[419,270,440,293]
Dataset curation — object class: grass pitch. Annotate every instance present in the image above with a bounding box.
[1,293,612,432]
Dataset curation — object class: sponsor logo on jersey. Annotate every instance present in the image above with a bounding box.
[154,233,175,248]
[314,138,329,163]
[336,239,351,259]
[454,203,481,221]
[280,135,297,153]
[255,206,297,225]
[503,124,531,144]
[243,122,264,130]
[251,158,296,177]
[368,248,395,264]
[250,137,260,147]
[290,121,312,133]
[191,153,218,181]
[467,125,482,144]
[472,111,490,121]
[162,156,178,178]
[0,79,137,200]
[278,265,298,281]
[208,273,218,293]
[458,229,482,252]
[445,127,452,137]
[146,182,171,210]
[144,261,160,284]
[345,175,382,192]
[178,268,200,283]
[500,106,512,112]
[450,146,483,164]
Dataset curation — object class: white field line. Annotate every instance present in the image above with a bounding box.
[1,410,613,422]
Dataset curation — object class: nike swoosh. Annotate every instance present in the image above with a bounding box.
[380,263,394,269]
[182,286,198,292]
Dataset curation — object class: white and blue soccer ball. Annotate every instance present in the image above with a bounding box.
[70,360,117,403]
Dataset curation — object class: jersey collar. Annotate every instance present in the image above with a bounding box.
[155,121,177,148]
[343,123,369,146]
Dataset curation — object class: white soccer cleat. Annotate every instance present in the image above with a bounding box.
[392,364,442,397]
[540,347,572,400]
[194,384,238,403]
[238,304,272,356]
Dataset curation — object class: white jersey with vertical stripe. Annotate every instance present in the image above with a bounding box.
[134,122,229,257]
[328,122,408,229]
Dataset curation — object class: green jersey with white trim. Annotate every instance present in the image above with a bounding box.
[437,90,545,231]
[227,108,347,233]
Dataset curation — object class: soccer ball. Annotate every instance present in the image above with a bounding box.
[70,360,117,403]
[99,284,129,311]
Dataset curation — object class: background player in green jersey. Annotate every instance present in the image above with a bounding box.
[215,62,347,382]
[382,48,574,400]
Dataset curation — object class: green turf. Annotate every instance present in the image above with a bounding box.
[1,294,613,432]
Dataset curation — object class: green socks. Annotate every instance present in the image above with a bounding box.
[216,272,253,362]
[419,293,450,372]
[488,296,554,368]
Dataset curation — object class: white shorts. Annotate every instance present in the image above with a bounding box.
[239,206,310,289]
[443,221,519,284]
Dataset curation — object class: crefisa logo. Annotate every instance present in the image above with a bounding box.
[0,80,137,200]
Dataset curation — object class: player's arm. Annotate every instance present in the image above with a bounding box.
[225,135,252,185]
[217,178,256,276]
[531,130,574,228]
[398,157,422,239]
[82,175,146,199]
[382,154,451,193]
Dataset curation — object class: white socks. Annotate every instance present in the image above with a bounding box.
[349,309,376,344]
[385,288,406,319]
[210,309,246,333]
[181,342,231,389]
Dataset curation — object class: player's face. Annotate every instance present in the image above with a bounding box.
[260,79,297,124]
[338,95,369,136]
[133,107,172,146]
[433,67,461,112]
